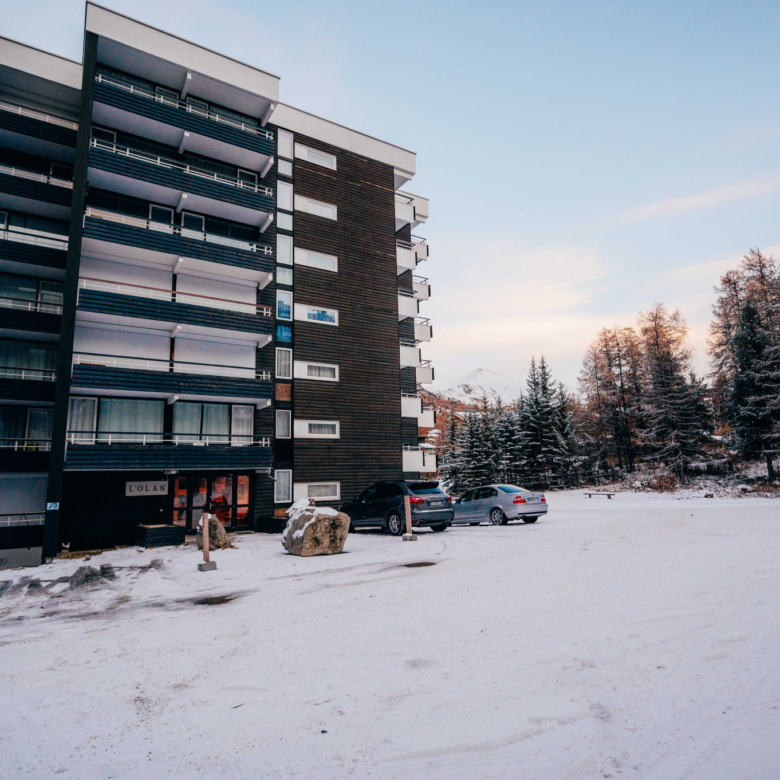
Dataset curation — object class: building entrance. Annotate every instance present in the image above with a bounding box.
[172,473,252,532]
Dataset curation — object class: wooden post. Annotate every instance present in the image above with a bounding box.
[198,511,217,571]
[402,495,417,541]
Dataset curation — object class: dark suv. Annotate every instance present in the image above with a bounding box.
[340,481,453,535]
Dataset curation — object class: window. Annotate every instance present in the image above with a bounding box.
[274,469,292,503]
[276,267,293,286]
[186,96,209,116]
[278,159,293,178]
[50,162,74,181]
[99,398,164,443]
[276,409,291,439]
[276,290,292,320]
[294,195,337,221]
[237,169,258,186]
[294,248,337,273]
[67,397,97,443]
[375,483,403,499]
[26,408,52,441]
[91,126,116,144]
[182,212,205,232]
[295,304,338,326]
[294,361,339,382]
[155,86,180,105]
[295,143,337,170]
[276,324,292,343]
[277,234,292,265]
[277,212,293,231]
[277,181,293,212]
[0,407,26,441]
[0,338,57,379]
[278,129,294,160]
[275,348,292,379]
[149,205,173,225]
[294,419,340,439]
[294,482,341,501]
[231,405,254,446]
[173,402,230,443]
[498,485,527,493]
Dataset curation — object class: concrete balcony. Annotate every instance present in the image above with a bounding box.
[416,361,434,384]
[394,191,429,231]
[398,290,418,320]
[93,75,274,171]
[400,343,421,368]
[402,446,437,473]
[0,163,73,220]
[87,139,274,229]
[413,275,430,301]
[412,235,428,263]
[401,394,422,418]
[419,407,436,428]
[0,100,78,161]
[0,226,68,274]
[396,242,416,275]
[414,318,432,342]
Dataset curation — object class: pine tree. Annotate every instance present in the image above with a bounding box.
[519,357,559,484]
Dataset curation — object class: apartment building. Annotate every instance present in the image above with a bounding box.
[0,3,436,566]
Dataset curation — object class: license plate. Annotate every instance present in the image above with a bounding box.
[527,497,539,503]
[429,501,443,507]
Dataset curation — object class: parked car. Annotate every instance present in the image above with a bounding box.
[452,484,547,526]
[340,481,453,535]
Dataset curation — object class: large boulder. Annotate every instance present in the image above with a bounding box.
[282,499,350,556]
[197,513,230,551]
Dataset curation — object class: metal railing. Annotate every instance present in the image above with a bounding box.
[398,288,417,298]
[400,340,421,349]
[0,99,78,130]
[0,367,56,381]
[73,352,271,380]
[414,317,430,326]
[395,192,415,206]
[94,73,273,140]
[0,512,45,528]
[396,238,413,250]
[83,207,273,256]
[0,438,51,451]
[67,431,271,447]
[401,392,420,398]
[89,138,273,196]
[0,163,73,189]
[78,276,272,317]
[0,297,62,315]
[0,226,68,251]
[413,274,429,285]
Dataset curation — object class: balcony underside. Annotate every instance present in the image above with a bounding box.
[0,450,49,472]
[93,84,273,171]
[76,289,272,346]
[81,217,273,286]
[64,443,273,472]
[71,363,273,405]
[0,113,77,162]
[0,175,71,220]
[88,148,274,227]
[0,378,56,402]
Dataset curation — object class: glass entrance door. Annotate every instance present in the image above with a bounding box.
[172,473,251,532]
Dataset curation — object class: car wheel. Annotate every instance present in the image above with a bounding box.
[490,508,506,526]
[386,512,404,536]
[523,516,538,524]
[431,523,448,532]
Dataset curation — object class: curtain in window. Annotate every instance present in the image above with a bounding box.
[0,340,56,379]
[173,402,202,443]
[202,403,230,443]
[98,399,163,442]
[274,471,291,503]
[68,397,97,443]
[276,349,292,379]
[0,407,26,441]
[0,274,37,304]
[26,409,52,442]
[231,405,253,446]
[275,410,291,439]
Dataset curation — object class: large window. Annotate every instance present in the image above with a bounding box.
[275,409,291,439]
[277,234,293,265]
[0,407,50,444]
[67,397,97,443]
[294,195,337,221]
[294,143,337,171]
[277,130,294,160]
[0,339,57,380]
[173,402,229,443]
[275,348,292,379]
[277,181,293,212]
[274,469,292,503]
[276,290,292,320]
[294,248,337,273]
[99,398,164,443]
[0,274,63,313]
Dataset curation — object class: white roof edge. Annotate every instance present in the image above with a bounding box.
[85,2,280,101]
[0,36,83,90]
[272,102,416,174]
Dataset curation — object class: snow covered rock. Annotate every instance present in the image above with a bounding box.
[282,499,350,557]
[197,513,229,551]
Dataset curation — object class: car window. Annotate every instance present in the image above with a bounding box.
[485,488,498,498]
[388,484,404,497]
[375,483,398,499]
[474,487,489,500]
[362,486,378,502]
[497,485,527,493]
[408,481,440,493]
[461,490,476,502]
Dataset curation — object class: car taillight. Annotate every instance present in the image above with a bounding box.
[513,496,527,504]
[541,495,546,503]
[409,496,424,505]
[445,496,452,503]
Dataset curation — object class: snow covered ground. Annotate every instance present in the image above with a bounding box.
[1,491,779,780]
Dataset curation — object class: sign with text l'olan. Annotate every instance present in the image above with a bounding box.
[126,480,168,497]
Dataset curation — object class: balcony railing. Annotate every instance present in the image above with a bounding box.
[413,274,429,285]
[0,512,45,528]
[0,297,62,315]
[0,226,68,251]
[398,289,416,298]
[78,276,272,317]
[94,73,273,140]
[74,352,271,380]
[67,431,271,447]
[84,207,273,256]
[0,163,73,189]
[0,367,56,381]
[0,438,51,451]
[90,138,274,196]
[0,100,78,130]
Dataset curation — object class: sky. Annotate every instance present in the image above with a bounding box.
[3,0,780,389]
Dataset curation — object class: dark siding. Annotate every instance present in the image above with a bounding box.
[0,110,77,148]
[0,378,57,402]
[0,239,67,270]
[272,127,402,504]
[0,308,61,334]
[0,173,72,208]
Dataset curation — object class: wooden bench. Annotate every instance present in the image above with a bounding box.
[583,492,615,499]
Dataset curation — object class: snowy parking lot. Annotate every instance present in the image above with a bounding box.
[1,491,779,780]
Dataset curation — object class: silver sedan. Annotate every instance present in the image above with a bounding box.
[452,484,548,526]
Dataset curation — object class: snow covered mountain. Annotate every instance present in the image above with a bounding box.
[429,368,523,405]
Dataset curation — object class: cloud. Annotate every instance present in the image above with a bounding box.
[615,174,780,225]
